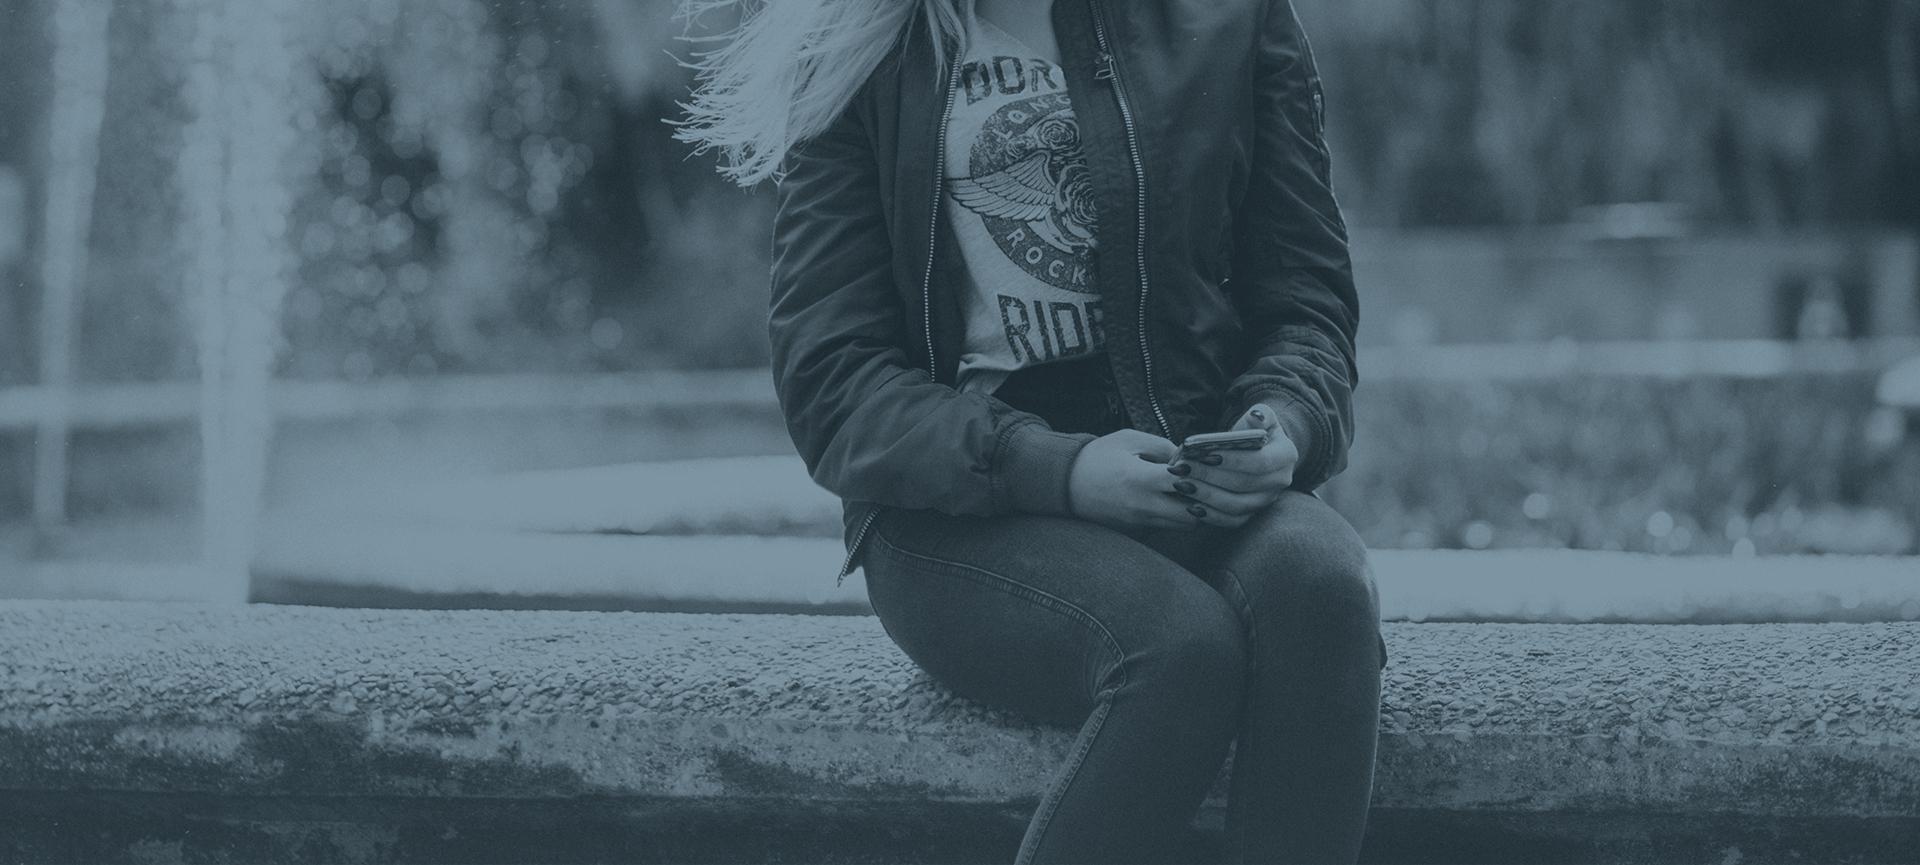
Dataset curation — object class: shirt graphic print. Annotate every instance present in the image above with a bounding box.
[945,17,1104,397]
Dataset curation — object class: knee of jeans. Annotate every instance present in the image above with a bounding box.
[1134,594,1248,702]
[1291,552,1378,634]
[1241,501,1379,631]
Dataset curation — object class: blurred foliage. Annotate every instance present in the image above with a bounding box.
[1299,0,1919,228]
[0,5,46,386]
[0,0,1914,384]
[1324,371,1919,555]
[285,0,621,379]
[244,0,1920,376]
[277,0,776,378]
[2,0,764,383]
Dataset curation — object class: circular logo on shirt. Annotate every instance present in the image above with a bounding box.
[950,92,1099,294]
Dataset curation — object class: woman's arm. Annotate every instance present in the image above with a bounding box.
[1217,0,1360,493]
[768,91,1097,516]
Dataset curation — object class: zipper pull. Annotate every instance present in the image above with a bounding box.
[1094,51,1114,81]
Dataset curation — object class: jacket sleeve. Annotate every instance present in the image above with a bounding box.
[768,90,1098,516]
[1217,0,1360,491]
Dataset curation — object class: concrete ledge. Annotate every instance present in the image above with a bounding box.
[258,456,1920,623]
[254,521,1920,623]
[4,601,1919,863]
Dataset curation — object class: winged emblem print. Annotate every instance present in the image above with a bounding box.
[950,107,1099,267]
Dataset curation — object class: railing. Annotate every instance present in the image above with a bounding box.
[2,338,1914,433]
[0,369,778,431]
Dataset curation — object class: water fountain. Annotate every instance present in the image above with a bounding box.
[174,0,302,602]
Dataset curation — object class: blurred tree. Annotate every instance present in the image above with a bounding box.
[0,0,49,388]
[1893,2,1920,162]
[1297,0,1915,228]
[282,0,624,378]
[8,0,1914,392]
[275,0,774,376]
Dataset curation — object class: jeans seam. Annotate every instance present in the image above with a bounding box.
[1366,558,1389,669]
[1213,562,1262,850]
[1020,692,1115,865]
[1213,565,1261,669]
[867,524,1132,862]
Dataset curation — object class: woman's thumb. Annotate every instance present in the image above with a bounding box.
[1123,430,1180,463]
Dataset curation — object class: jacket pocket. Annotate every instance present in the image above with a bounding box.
[1306,74,1331,179]
[1287,3,1333,176]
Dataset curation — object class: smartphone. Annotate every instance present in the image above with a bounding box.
[1178,428,1269,459]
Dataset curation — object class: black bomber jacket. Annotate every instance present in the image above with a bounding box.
[767,0,1360,581]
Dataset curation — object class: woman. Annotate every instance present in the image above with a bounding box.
[674,0,1384,862]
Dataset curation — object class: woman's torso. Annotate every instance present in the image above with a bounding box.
[846,0,1286,442]
[944,8,1114,403]
[803,0,1353,561]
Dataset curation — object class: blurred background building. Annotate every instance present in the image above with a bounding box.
[1,0,1917,604]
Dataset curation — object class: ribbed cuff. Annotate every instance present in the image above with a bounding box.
[1263,397,1320,487]
[995,421,1099,516]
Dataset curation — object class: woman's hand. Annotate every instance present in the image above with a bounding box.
[1165,404,1299,529]
[1067,429,1214,532]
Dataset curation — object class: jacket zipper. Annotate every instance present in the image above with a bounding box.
[1090,2,1173,439]
[836,49,964,586]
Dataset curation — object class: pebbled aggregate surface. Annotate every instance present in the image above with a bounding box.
[2,601,1917,818]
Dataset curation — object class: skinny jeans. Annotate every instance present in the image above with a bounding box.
[860,357,1387,864]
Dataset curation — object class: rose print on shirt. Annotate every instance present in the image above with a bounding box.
[949,91,1099,294]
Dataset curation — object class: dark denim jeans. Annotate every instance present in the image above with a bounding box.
[860,358,1388,864]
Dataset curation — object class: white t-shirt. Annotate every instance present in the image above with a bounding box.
[944,17,1105,397]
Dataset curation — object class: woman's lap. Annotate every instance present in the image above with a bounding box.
[861,493,1385,863]
[860,490,1386,725]
[861,504,1245,725]
[1132,491,1388,672]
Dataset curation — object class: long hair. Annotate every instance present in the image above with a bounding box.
[668,0,975,187]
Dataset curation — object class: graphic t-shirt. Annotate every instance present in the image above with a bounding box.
[945,17,1104,397]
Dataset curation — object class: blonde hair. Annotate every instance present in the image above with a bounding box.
[668,0,976,187]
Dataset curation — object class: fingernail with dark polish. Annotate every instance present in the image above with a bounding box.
[1202,454,1223,466]
[1187,504,1207,518]
[1173,480,1196,495]
[1167,462,1190,477]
